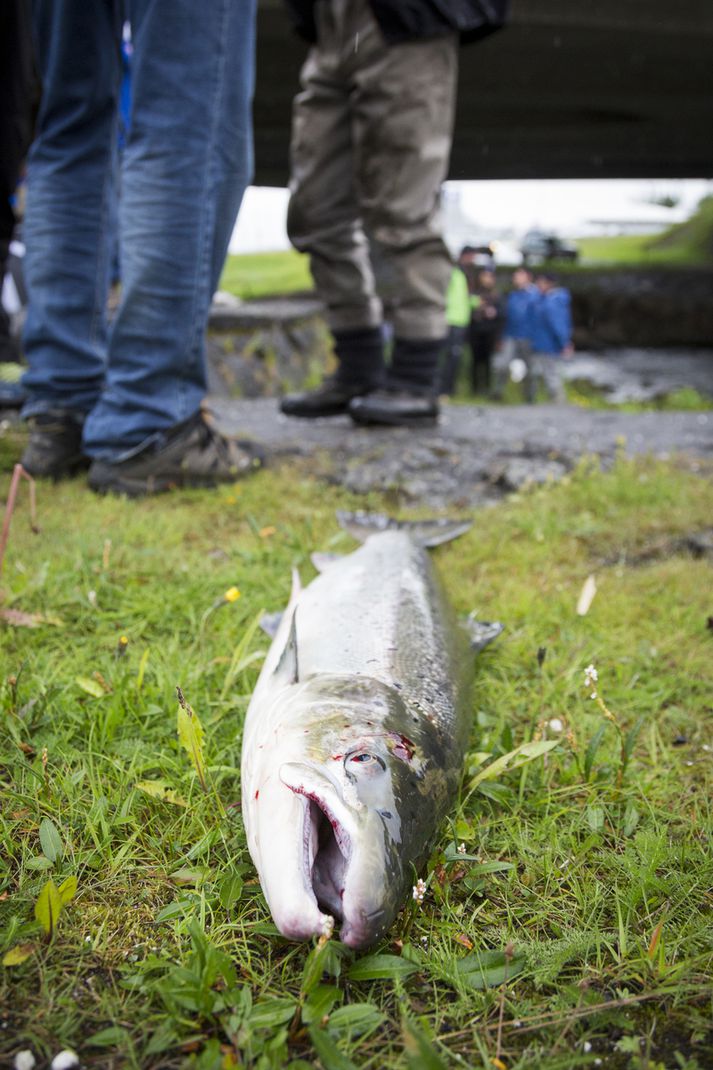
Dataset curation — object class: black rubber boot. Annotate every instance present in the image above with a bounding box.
[280,327,384,418]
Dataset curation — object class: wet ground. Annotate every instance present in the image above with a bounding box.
[562,347,713,404]
[214,396,713,509]
[3,348,712,508]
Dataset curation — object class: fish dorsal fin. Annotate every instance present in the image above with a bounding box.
[464,614,504,652]
[273,609,299,685]
[336,510,471,548]
[311,551,344,573]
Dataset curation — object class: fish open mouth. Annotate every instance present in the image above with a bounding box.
[279,763,353,920]
[301,790,352,918]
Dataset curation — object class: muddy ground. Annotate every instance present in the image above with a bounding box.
[213,397,713,509]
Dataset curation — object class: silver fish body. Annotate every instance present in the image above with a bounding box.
[240,526,474,948]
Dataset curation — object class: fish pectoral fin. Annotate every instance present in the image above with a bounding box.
[463,613,504,652]
[259,611,283,638]
[272,609,299,685]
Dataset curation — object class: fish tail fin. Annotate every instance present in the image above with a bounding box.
[336,510,471,548]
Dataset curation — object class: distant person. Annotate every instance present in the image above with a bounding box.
[439,251,476,396]
[279,0,509,427]
[468,268,503,395]
[526,273,573,403]
[491,266,537,400]
[20,0,262,495]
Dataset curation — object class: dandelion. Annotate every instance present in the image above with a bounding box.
[412,878,427,903]
[223,586,241,603]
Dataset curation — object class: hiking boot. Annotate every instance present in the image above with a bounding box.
[88,409,264,497]
[280,376,376,418]
[348,387,439,427]
[21,412,89,479]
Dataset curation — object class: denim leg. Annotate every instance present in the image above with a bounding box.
[83,0,256,459]
[21,0,120,419]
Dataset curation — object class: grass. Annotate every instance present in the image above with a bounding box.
[1,422,712,1070]
[575,197,713,267]
[219,252,313,301]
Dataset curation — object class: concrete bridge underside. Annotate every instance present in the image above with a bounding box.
[253,0,713,184]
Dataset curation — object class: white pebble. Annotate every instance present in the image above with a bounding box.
[14,1052,36,1070]
[51,1052,79,1070]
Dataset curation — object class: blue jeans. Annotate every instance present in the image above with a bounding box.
[22,0,255,459]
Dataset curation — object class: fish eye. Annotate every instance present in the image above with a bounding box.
[345,751,386,776]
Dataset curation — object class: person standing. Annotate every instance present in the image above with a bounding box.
[526,273,573,403]
[279,0,509,427]
[468,267,502,395]
[439,253,474,396]
[491,266,537,399]
[20,0,262,495]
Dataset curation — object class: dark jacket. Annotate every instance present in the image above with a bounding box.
[283,0,509,46]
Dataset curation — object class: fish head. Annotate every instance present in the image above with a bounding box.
[245,674,447,949]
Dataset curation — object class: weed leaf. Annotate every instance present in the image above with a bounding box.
[302,984,342,1025]
[328,1003,385,1038]
[76,675,106,698]
[176,688,208,792]
[347,954,420,982]
[218,872,243,910]
[57,875,78,905]
[468,740,559,790]
[454,948,525,989]
[34,879,62,937]
[584,723,608,781]
[86,1026,130,1047]
[2,943,36,966]
[249,997,298,1030]
[38,817,63,862]
[135,779,188,807]
[402,1018,448,1070]
[308,1025,359,1070]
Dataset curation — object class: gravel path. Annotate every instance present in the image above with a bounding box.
[212,398,713,508]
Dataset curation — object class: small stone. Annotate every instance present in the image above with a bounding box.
[14,1052,36,1070]
[51,1052,79,1070]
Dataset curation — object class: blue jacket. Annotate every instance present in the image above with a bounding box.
[530,287,572,355]
[504,285,537,340]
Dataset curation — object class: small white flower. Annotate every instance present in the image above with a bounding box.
[51,1053,79,1070]
[320,914,334,939]
[457,843,467,854]
[548,717,564,733]
[584,664,598,690]
[412,878,427,903]
[589,690,598,700]
[14,1052,36,1070]
[582,1040,592,1053]
[87,590,97,607]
